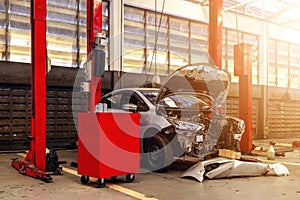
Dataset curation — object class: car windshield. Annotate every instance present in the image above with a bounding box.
[140,89,212,110]
[139,90,158,105]
[159,94,211,109]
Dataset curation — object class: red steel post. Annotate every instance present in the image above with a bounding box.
[239,51,253,153]
[29,0,47,171]
[87,0,103,54]
[87,0,102,112]
[209,0,223,69]
[239,75,253,152]
[234,44,253,153]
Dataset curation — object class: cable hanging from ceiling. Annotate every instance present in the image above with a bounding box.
[145,0,166,84]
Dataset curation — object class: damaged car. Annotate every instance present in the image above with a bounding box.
[100,63,245,171]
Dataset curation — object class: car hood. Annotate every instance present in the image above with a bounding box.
[156,63,231,105]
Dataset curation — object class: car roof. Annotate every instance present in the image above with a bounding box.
[106,88,211,98]
[137,88,159,92]
[107,88,159,93]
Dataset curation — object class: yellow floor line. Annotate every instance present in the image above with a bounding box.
[17,153,157,200]
[63,167,157,200]
[107,184,157,200]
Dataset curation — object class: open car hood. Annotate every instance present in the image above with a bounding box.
[156,63,231,104]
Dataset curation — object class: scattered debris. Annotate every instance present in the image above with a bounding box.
[218,149,241,159]
[251,142,295,158]
[239,155,262,163]
[251,147,268,157]
[292,141,300,148]
[267,142,275,160]
[181,157,289,182]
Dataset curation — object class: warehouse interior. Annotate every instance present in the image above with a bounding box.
[1,0,300,199]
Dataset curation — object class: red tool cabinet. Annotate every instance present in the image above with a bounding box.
[77,112,140,187]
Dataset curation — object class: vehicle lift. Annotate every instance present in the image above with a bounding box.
[77,0,140,188]
[11,0,65,182]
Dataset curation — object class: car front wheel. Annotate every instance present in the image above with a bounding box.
[143,134,174,172]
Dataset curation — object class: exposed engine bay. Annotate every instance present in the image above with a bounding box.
[160,103,245,158]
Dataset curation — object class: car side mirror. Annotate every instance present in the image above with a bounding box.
[122,104,137,112]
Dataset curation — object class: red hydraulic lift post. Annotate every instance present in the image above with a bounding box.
[11,0,50,181]
[29,0,47,172]
[87,0,102,111]
[209,0,223,69]
[234,44,253,153]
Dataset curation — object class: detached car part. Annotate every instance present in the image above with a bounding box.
[181,157,289,182]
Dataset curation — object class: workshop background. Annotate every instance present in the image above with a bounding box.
[1,0,300,151]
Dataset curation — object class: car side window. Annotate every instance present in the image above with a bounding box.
[101,93,122,109]
[121,92,149,112]
[131,93,149,112]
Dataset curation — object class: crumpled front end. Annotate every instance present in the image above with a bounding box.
[168,119,206,156]
[216,116,245,151]
[170,115,245,158]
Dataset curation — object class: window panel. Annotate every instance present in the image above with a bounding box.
[46,0,79,67]
[268,39,300,88]
[268,39,276,86]
[123,6,145,73]
[289,44,300,88]
[223,30,242,83]
[244,34,259,85]
[0,0,5,60]
[0,11,4,54]
[169,18,189,73]
[8,0,30,63]
[146,12,168,75]
[276,41,289,88]
[190,22,209,64]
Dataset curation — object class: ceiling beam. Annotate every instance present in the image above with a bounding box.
[222,0,257,12]
[266,0,300,20]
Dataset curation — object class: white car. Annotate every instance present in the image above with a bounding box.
[101,64,245,171]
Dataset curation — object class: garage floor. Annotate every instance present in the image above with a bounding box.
[1,139,300,200]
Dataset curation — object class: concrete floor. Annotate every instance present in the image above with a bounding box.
[1,139,300,200]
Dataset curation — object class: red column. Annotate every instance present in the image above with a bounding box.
[209,0,223,69]
[30,0,47,171]
[234,43,253,153]
[87,0,103,54]
[239,75,253,152]
[87,0,102,112]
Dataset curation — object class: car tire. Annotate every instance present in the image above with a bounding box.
[143,134,173,172]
